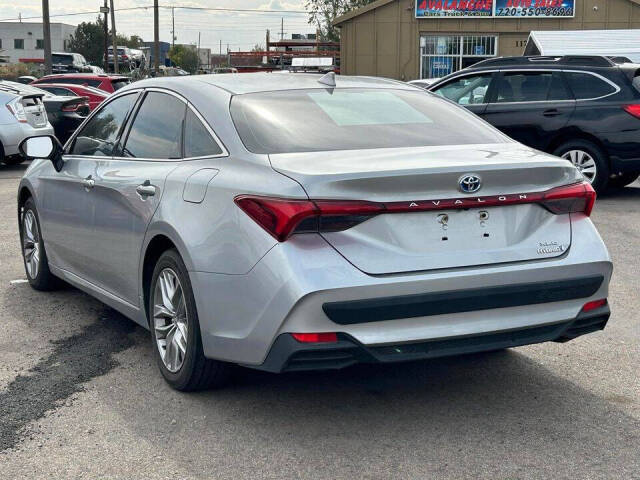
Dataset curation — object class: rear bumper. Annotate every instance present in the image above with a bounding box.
[191,214,612,366]
[0,122,54,156]
[255,305,611,373]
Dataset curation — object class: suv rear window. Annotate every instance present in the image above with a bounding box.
[230,88,507,154]
[565,72,617,99]
[52,54,73,65]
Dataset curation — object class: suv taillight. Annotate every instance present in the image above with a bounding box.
[235,181,596,242]
[623,104,640,119]
[6,97,28,123]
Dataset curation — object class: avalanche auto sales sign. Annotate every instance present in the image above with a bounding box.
[415,0,575,18]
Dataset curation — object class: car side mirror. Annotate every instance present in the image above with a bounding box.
[19,135,65,172]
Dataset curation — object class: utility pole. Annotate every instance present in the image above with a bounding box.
[171,7,175,48]
[219,39,222,56]
[197,32,201,71]
[110,0,118,73]
[41,0,52,75]
[103,0,109,72]
[280,17,284,41]
[153,0,159,74]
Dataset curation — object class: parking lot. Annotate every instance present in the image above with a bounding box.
[0,162,638,479]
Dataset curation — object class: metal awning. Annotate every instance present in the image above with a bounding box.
[524,29,640,63]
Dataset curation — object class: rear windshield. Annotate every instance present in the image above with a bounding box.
[52,54,73,65]
[111,79,130,91]
[230,88,507,154]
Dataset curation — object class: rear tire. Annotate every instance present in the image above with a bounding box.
[2,156,26,166]
[553,140,609,194]
[609,173,639,189]
[149,249,230,391]
[20,198,61,291]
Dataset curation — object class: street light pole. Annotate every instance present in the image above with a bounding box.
[42,0,52,75]
[103,0,109,72]
[154,0,159,74]
[110,0,118,73]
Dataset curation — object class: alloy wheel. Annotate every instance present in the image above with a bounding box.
[22,210,40,279]
[561,149,597,183]
[153,268,189,373]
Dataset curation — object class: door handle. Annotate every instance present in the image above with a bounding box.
[82,176,95,189]
[543,109,562,117]
[136,182,156,197]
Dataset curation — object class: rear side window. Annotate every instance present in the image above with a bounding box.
[184,109,222,157]
[564,72,617,99]
[495,72,570,103]
[632,76,640,94]
[433,74,492,105]
[230,88,507,154]
[70,93,137,156]
[121,92,185,159]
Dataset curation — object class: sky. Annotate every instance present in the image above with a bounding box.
[0,0,315,51]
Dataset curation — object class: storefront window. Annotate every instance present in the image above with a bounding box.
[420,35,497,79]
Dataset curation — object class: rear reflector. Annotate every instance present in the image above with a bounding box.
[623,104,640,119]
[235,181,596,242]
[291,332,338,343]
[581,299,607,312]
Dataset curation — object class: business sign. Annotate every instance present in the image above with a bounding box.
[494,0,575,17]
[416,0,575,18]
[416,1,493,17]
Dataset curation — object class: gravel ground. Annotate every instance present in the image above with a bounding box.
[0,162,638,479]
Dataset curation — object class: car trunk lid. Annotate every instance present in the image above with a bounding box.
[269,144,583,275]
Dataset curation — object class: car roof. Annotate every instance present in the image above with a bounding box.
[35,83,108,94]
[39,73,128,80]
[132,72,415,95]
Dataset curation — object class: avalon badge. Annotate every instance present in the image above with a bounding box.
[459,174,482,194]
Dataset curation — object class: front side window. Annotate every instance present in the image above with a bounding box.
[70,93,137,156]
[184,109,223,158]
[564,72,617,100]
[433,74,492,105]
[121,92,185,159]
[495,72,567,103]
[231,88,508,155]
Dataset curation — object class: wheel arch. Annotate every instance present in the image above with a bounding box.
[140,227,193,326]
[546,129,610,165]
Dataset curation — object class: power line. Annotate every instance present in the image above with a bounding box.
[0,4,309,22]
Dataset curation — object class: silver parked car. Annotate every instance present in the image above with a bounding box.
[17,73,612,391]
[1,82,54,166]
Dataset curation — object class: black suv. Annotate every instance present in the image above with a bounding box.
[428,56,640,192]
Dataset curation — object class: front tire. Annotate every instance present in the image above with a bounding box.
[553,140,609,193]
[20,198,60,291]
[149,249,230,391]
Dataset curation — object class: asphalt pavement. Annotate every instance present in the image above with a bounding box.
[0,162,638,479]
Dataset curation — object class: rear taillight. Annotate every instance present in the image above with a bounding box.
[623,104,640,119]
[538,181,596,217]
[61,103,79,112]
[235,181,596,242]
[6,97,28,123]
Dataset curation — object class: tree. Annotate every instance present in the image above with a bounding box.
[306,0,376,41]
[167,44,199,74]
[67,17,105,66]
[251,44,265,52]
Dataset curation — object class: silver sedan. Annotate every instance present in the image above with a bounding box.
[17,73,612,390]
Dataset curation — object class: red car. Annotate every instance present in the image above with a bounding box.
[31,74,130,94]
[33,83,109,111]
